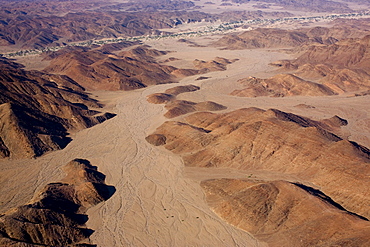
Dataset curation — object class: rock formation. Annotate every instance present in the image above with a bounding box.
[0,159,115,246]
[201,178,370,246]
[230,74,336,97]
[146,93,175,104]
[214,28,312,49]
[294,35,370,72]
[147,108,370,219]
[0,57,115,159]
[193,57,238,74]
[43,45,178,91]
[265,35,370,95]
[164,85,201,96]
[214,23,370,50]
[231,33,370,98]
[168,57,237,78]
[164,100,227,118]
[147,84,226,118]
[0,3,213,49]
[228,0,352,12]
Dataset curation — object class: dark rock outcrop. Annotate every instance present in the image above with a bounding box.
[0,159,115,246]
[0,57,115,159]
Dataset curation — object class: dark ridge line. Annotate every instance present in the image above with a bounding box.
[293,182,369,221]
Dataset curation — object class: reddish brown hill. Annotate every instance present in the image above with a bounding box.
[96,41,140,54]
[214,28,311,49]
[164,100,198,118]
[0,0,307,49]
[146,93,175,104]
[169,57,237,78]
[146,108,370,219]
[330,18,370,36]
[119,45,169,62]
[267,35,370,95]
[295,35,370,72]
[164,84,200,95]
[43,45,178,91]
[214,23,370,50]
[171,68,199,78]
[1,2,369,50]
[147,85,226,118]
[201,179,370,247]
[164,100,226,118]
[0,159,115,246]
[147,84,225,118]
[109,0,196,12]
[0,58,115,159]
[146,84,200,105]
[231,74,336,97]
[295,64,370,93]
[193,57,238,73]
[0,0,110,17]
[0,8,213,49]
[229,0,351,12]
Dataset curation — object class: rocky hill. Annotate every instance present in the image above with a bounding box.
[214,23,370,50]
[201,178,370,246]
[0,57,115,159]
[294,35,370,71]
[215,28,313,50]
[0,159,115,246]
[100,0,197,12]
[227,0,352,12]
[0,6,213,49]
[3,0,362,50]
[163,100,227,118]
[230,74,337,97]
[147,84,226,119]
[230,33,370,98]
[193,57,239,74]
[43,45,179,91]
[147,108,370,220]
[44,46,238,91]
[296,64,370,93]
[0,0,299,50]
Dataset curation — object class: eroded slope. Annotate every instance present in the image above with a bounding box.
[43,45,179,91]
[0,58,115,159]
[147,108,370,219]
[201,179,370,247]
[0,159,115,246]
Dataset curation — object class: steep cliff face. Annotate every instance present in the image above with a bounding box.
[0,159,115,246]
[0,58,115,159]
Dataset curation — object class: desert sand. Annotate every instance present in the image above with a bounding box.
[1,35,369,246]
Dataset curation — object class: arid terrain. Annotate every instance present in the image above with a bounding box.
[1,0,370,246]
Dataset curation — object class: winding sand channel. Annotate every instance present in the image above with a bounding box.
[82,87,264,247]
